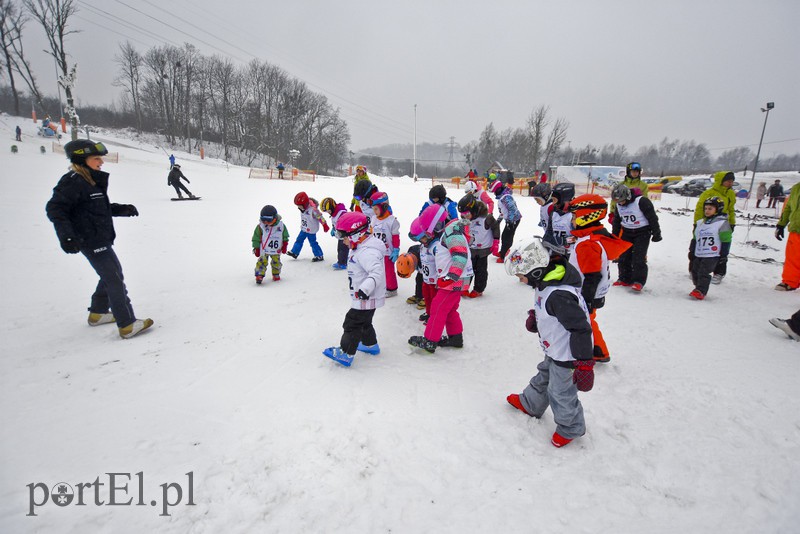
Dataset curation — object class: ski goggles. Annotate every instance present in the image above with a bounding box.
[260,215,276,224]
[629,162,642,171]
[72,142,108,156]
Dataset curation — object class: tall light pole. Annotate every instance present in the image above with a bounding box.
[748,102,774,203]
[413,104,417,182]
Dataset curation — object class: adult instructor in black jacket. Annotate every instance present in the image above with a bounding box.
[46,139,153,339]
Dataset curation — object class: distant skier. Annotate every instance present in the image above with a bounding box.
[167,164,196,199]
[169,153,176,167]
[15,125,22,141]
[277,162,285,180]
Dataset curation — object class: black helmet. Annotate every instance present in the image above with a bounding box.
[353,179,375,200]
[64,139,108,163]
[260,205,278,224]
[457,193,476,215]
[552,182,575,204]
[703,196,725,214]
[531,183,552,202]
[611,184,632,203]
[429,184,447,204]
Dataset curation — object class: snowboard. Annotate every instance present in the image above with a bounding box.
[171,197,202,201]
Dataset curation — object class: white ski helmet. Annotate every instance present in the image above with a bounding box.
[504,237,551,278]
[464,180,479,195]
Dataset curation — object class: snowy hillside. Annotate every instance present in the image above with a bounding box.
[1,119,798,533]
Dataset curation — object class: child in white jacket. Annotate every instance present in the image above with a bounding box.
[287,191,328,261]
[323,212,387,367]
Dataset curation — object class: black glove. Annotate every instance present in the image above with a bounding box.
[717,256,728,266]
[185,178,190,183]
[592,297,605,310]
[356,289,369,300]
[60,237,80,254]
[118,204,139,217]
[776,225,785,241]
[730,224,735,233]
[525,309,538,333]
[651,233,662,242]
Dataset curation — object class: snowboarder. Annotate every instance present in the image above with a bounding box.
[252,205,289,284]
[689,197,732,300]
[286,192,327,261]
[322,212,386,367]
[167,164,196,199]
[611,183,662,291]
[45,139,153,339]
[505,237,595,449]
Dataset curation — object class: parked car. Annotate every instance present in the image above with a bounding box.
[662,180,685,194]
[677,177,740,197]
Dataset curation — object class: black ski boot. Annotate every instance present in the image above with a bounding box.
[438,333,463,348]
[408,336,436,353]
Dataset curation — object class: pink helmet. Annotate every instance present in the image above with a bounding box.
[489,180,504,194]
[409,204,447,241]
[335,211,371,248]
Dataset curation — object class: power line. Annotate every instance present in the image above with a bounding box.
[708,137,800,152]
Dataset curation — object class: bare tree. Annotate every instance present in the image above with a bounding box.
[0,0,44,114]
[113,41,142,132]
[23,0,79,139]
[715,146,753,171]
[525,105,548,171]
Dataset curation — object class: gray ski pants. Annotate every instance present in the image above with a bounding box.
[520,356,586,440]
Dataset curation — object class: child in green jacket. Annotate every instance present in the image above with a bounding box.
[252,205,290,284]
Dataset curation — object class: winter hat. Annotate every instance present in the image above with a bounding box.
[489,180,504,195]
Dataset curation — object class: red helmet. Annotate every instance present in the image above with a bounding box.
[294,191,309,208]
[569,194,608,228]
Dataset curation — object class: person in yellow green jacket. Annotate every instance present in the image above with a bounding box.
[350,165,370,210]
[609,162,649,215]
[774,181,800,291]
[691,171,738,284]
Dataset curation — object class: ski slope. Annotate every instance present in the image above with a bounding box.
[1,118,798,533]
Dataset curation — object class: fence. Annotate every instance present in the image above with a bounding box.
[248,167,316,182]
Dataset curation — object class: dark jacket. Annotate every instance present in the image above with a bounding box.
[167,167,188,186]
[768,183,784,198]
[46,169,127,248]
[523,259,594,365]
[611,191,661,240]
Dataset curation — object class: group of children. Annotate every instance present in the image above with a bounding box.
[251,162,746,448]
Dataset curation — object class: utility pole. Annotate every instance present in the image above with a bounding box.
[413,104,417,182]
[447,136,458,168]
[747,102,774,205]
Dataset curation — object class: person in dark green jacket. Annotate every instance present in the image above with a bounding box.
[691,171,737,284]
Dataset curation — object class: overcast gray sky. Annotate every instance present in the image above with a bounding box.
[20,0,800,157]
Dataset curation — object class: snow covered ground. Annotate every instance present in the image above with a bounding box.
[1,117,799,533]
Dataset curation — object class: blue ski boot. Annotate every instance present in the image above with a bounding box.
[357,342,381,355]
[332,262,347,270]
[322,346,354,367]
